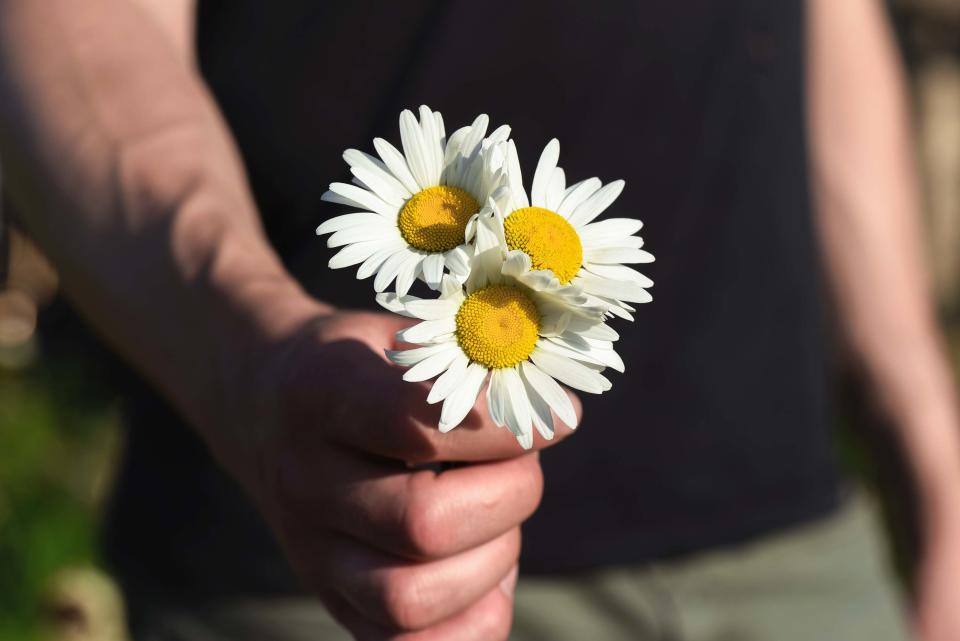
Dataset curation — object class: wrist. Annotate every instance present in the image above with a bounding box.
[189,226,333,476]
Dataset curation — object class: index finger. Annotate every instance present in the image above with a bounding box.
[311,339,582,463]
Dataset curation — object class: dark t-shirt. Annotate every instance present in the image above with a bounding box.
[104,0,842,596]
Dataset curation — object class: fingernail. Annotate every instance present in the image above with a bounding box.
[499,565,519,599]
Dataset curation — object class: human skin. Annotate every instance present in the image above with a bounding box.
[808,0,960,638]
[0,1,579,640]
[2,0,960,639]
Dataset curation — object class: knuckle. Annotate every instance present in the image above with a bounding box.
[476,593,513,641]
[520,454,544,491]
[379,569,432,630]
[401,490,454,559]
[394,422,440,465]
[522,457,545,512]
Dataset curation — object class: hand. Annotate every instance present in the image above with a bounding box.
[217,309,580,641]
[915,522,960,641]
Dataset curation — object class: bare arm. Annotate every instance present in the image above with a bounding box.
[808,0,960,636]
[0,0,326,453]
[0,2,562,638]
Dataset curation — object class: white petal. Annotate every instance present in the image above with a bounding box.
[486,124,511,146]
[443,126,471,173]
[439,363,488,432]
[582,263,653,287]
[477,210,505,252]
[376,292,419,317]
[440,274,464,299]
[500,367,533,445]
[404,297,460,320]
[519,368,555,440]
[537,336,610,370]
[486,369,507,428]
[343,148,389,173]
[421,253,446,289]
[326,225,394,248]
[529,348,610,394]
[521,361,578,428]
[562,315,619,341]
[395,252,423,296]
[567,180,625,227]
[351,166,409,206]
[444,246,471,278]
[606,305,635,321]
[459,114,489,160]
[550,335,625,373]
[607,304,635,320]
[578,217,643,241]
[344,149,412,200]
[428,352,470,404]
[531,139,560,208]
[539,310,572,337]
[374,138,421,195]
[357,242,406,280]
[584,247,654,265]
[418,105,443,185]
[323,182,397,218]
[399,110,431,190]
[505,141,529,210]
[501,249,533,279]
[514,268,563,292]
[397,317,456,344]
[545,167,566,211]
[374,249,414,292]
[328,240,381,269]
[316,212,388,236]
[576,275,651,303]
[557,178,602,218]
[403,346,460,382]
[386,342,453,367]
[434,111,446,145]
[586,235,646,250]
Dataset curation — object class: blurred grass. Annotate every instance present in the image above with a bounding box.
[0,338,121,641]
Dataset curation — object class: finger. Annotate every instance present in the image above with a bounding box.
[278,446,543,560]
[326,573,515,641]
[308,344,578,462]
[300,527,520,632]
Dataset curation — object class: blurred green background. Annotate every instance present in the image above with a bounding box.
[1,3,959,640]
[0,341,122,641]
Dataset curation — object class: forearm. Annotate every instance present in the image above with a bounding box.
[808,0,960,528]
[0,0,328,449]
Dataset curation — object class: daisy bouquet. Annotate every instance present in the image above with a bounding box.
[317,106,653,448]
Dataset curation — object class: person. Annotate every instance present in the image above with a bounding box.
[1,0,958,639]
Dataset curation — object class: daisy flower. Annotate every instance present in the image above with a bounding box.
[317,106,510,295]
[379,216,623,448]
[495,138,655,319]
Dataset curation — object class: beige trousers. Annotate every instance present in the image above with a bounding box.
[133,494,910,641]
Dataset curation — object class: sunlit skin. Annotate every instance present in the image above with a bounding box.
[2,0,960,639]
[0,2,578,639]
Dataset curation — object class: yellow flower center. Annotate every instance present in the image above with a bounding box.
[504,207,583,284]
[397,185,480,253]
[455,285,541,369]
